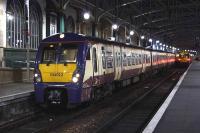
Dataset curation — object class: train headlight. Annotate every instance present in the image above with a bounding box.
[72,72,81,83]
[75,73,80,78]
[34,73,42,82]
[72,77,78,83]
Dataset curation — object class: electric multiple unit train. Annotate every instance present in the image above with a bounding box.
[175,50,192,65]
[34,33,175,107]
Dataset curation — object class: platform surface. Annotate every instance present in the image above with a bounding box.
[152,61,200,133]
[0,82,33,102]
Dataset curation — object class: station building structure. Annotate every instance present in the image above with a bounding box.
[0,0,142,68]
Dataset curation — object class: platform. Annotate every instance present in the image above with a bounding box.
[143,61,200,133]
[0,83,34,103]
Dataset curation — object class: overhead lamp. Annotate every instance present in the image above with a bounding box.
[110,37,115,41]
[149,38,153,43]
[141,35,145,40]
[112,24,118,30]
[156,40,160,43]
[83,12,90,20]
[7,14,13,20]
[130,30,134,35]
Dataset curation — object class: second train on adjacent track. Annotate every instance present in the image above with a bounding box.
[34,33,175,107]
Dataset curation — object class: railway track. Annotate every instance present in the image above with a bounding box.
[2,68,185,133]
[95,70,184,133]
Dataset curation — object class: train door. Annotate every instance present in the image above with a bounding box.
[92,45,99,85]
[114,45,121,80]
[142,51,147,73]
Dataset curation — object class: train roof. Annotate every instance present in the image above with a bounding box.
[41,33,174,54]
[41,32,144,48]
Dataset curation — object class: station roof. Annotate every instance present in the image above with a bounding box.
[89,0,200,49]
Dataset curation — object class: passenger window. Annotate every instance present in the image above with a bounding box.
[127,53,131,66]
[106,51,113,68]
[132,53,135,65]
[93,48,97,72]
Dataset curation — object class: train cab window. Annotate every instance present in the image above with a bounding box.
[93,48,98,72]
[60,49,77,63]
[60,45,78,63]
[42,48,56,63]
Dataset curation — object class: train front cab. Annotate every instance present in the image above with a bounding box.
[34,41,88,106]
[175,52,191,67]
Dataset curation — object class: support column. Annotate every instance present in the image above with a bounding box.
[0,0,7,67]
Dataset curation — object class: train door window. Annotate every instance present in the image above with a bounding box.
[93,48,97,72]
[116,52,119,67]
[115,52,117,67]
[101,47,106,69]
[123,52,127,66]
[118,52,121,67]
[86,48,90,60]
[146,55,148,63]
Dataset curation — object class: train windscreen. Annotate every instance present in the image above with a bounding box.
[41,43,78,63]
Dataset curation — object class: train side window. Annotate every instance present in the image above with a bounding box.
[106,51,113,68]
[86,48,90,60]
[127,53,131,66]
[93,48,97,73]
[135,54,138,65]
[132,53,135,65]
